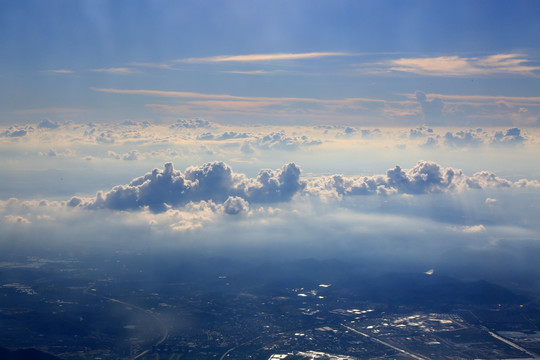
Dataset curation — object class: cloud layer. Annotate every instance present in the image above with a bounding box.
[71,160,537,213]
[78,162,304,212]
[307,160,525,198]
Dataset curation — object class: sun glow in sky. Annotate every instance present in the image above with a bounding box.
[1,0,540,289]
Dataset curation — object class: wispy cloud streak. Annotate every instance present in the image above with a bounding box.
[404,92,540,106]
[91,87,402,105]
[178,52,350,63]
[44,69,74,74]
[384,54,540,76]
[91,87,415,120]
[89,67,138,75]
[14,107,89,115]
[222,70,284,75]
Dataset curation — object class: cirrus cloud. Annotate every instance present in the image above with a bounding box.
[386,54,540,77]
[177,52,351,63]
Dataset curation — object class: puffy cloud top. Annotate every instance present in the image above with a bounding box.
[2,129,27,137]
[491,128,525,146]
[169,118,211,129]
[308,160,516,197]
[83,162,305,213]
[37,119,60,129]
[197,131,249,140]
[254,131,321,151]
[444,130,484,148]
[409,127,434,139]
[223,196,249,215]
[73,160,535,213]
[1,126,32,137]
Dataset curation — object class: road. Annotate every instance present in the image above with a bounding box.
[84,282,169,360]
[342,324,430,360]
[219,336,262,360]
[469,310,539,359]
[488,331,538,359]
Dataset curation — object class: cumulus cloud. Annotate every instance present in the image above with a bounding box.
[38,149,73,158]
[444,129,484,148]
[67,197,82,207]
[169,118,211,129]
[37,119,60,129]
[108,150,142,161]
[360,128,381,138]
[1,126,32,137]
[196,130,322,152]
[512,178,540,188]
[433,128,528,148]
[119,119,139,126]
[409,127,434,139]
[419,137,439,149]
[308,160,518,198]
[3,129,28,137]
[122,150,140,161]
[491,128,526,146]
[223,196,249,215]
[95,131,116,144]
[253,131,321,151]
[197,131,250,141]
[70,160,537,215]
[416,91,445,124]
[40,149,58,157]
[4,215,31,224]
[79,162,305,213]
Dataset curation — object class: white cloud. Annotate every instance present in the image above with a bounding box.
[44,69,73,74]
[308,160,517,198]
[37,119,60,129]
[1,128,29,138]
[386,54,540,77]
[77,162,304,213]
[491,128,526,146]
[2,192,540,286]
[4,215,31,224]
[444,130,484,148]
[223,196,249,215]
[89,67,138,75]
[169,118,211,129]
[251,131,322,151]
[66,160,537,216]
[461,224,486,233]
[128,62,174,70]
[177,52,350,63]
[92,87,414,123]
[222,70,285,75]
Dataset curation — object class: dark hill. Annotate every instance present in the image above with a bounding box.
[0,347,62,360]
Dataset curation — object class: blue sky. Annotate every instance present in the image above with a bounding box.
[1,1,540,289]
[1,0,540,126]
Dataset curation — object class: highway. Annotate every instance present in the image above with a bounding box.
[83,282,169,360]
[342,324,430,360]
[219,336,261,360]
